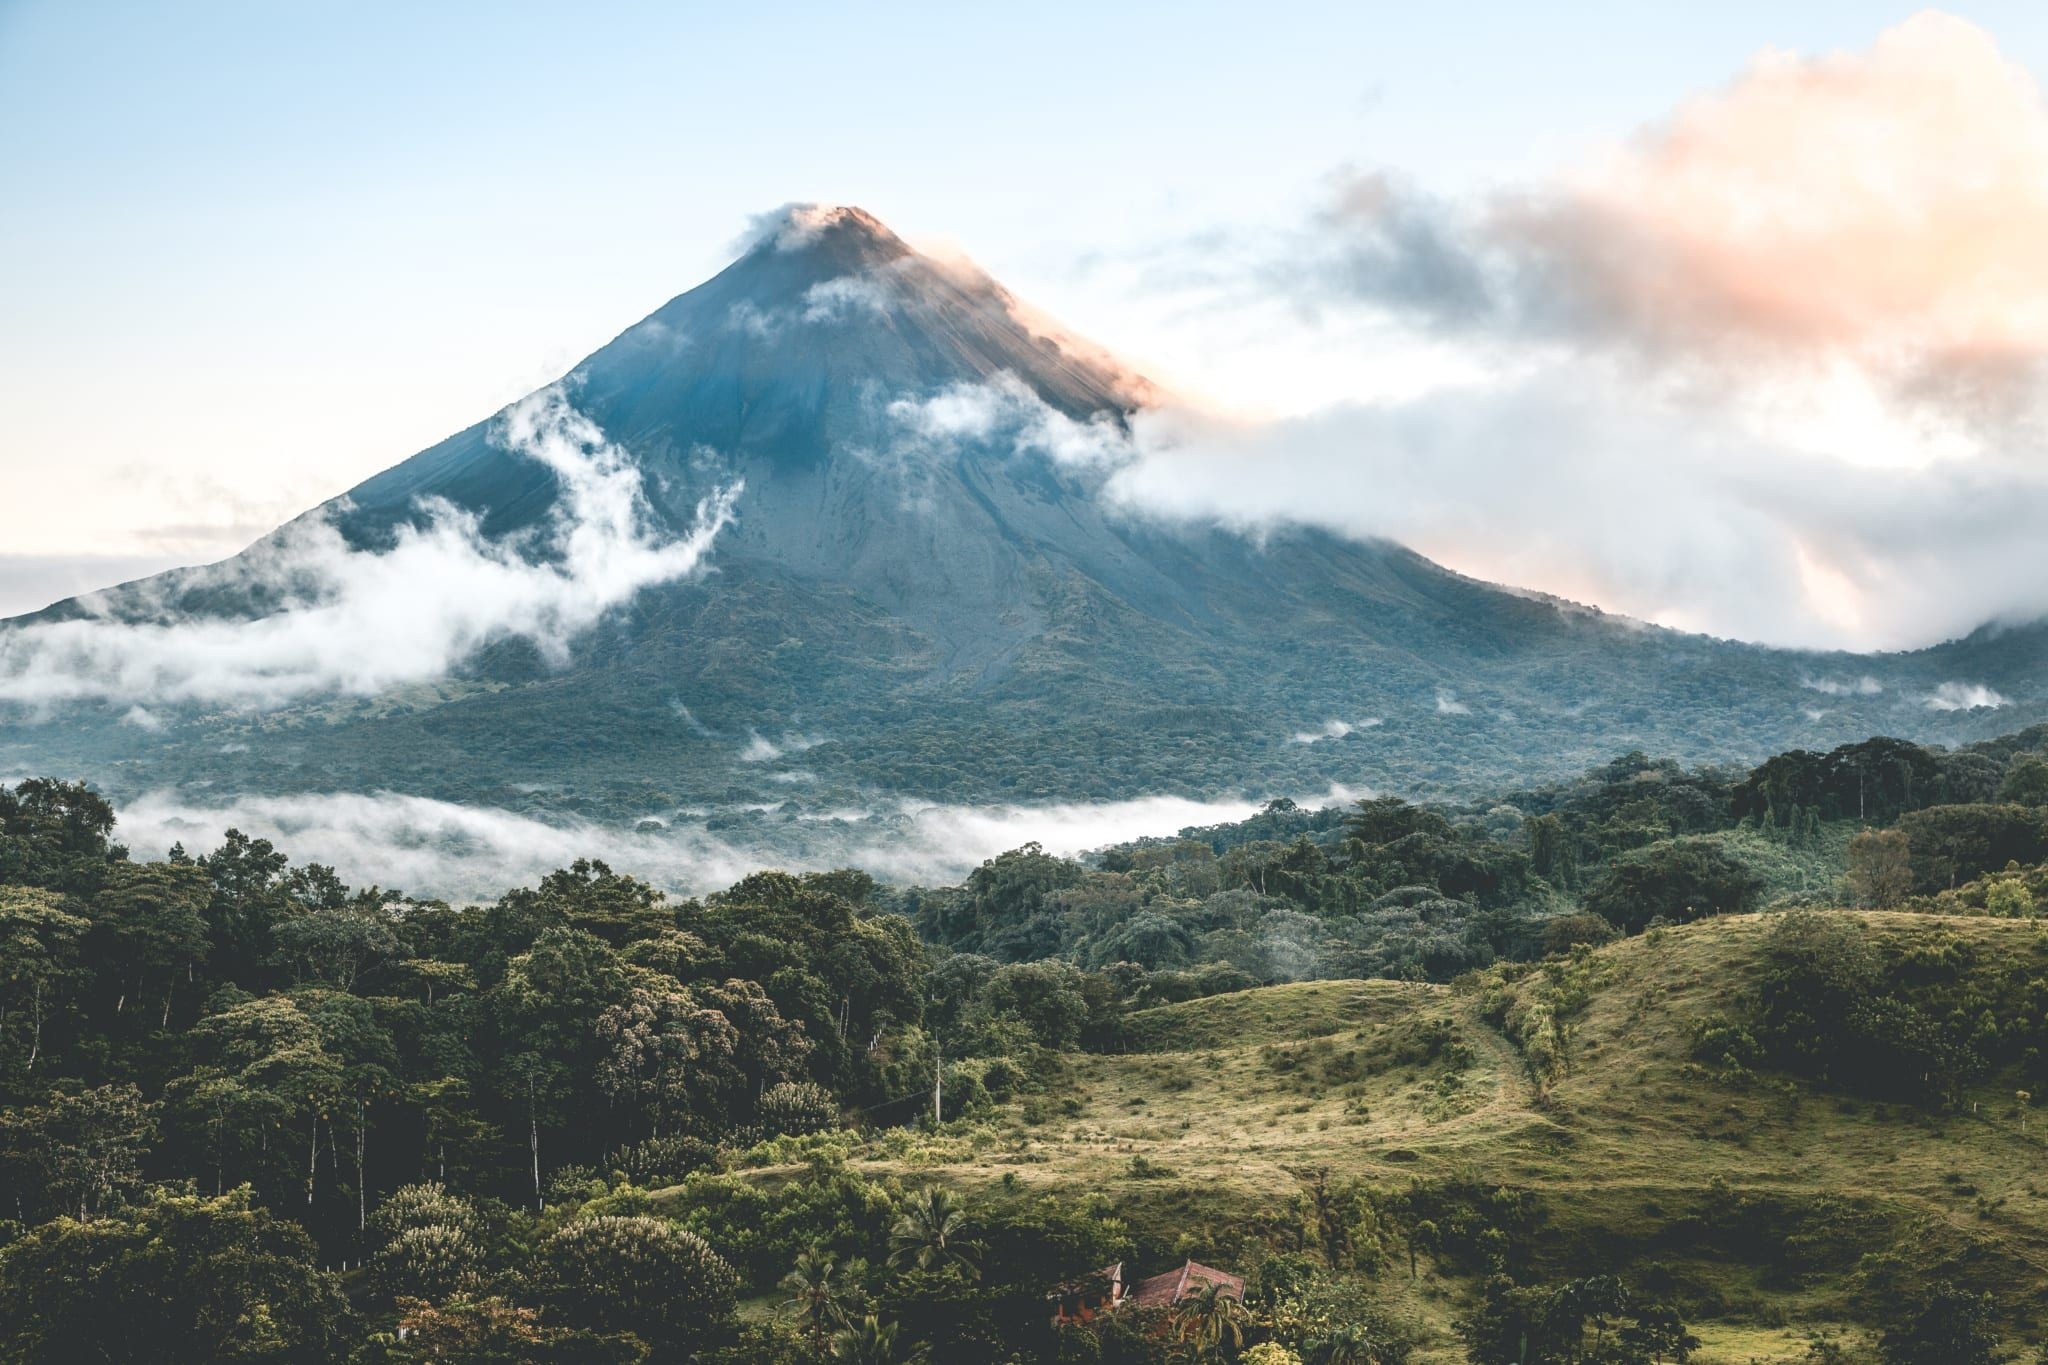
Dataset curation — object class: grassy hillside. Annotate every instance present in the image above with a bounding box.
[798,911,2048,1360]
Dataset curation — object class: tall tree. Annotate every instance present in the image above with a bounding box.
[0,887,88,1075]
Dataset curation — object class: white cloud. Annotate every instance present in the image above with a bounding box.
[1802,675,1884,697]
[737,730,823,763]
[1289,717,1379,744]
[1435,689,1471,715]
[1100,373,2048,650]
[803,274,898,323]
[0,388,739,709]
[111,787,1284,901]
[885,373,1131,467]
[725,301,781,339]
[1094,13,2048,651]
[719,265,905,334]
[734,203,875,254]
[1924,681,2010,712]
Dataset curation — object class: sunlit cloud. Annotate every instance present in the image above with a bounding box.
[1091,11,2048,651]
[1303,13,2048,440]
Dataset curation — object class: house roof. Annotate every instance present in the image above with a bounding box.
[1124,1259,1245,1309]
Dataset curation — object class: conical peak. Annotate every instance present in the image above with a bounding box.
[738,203,911,270]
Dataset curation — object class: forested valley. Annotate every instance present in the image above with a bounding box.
[5,723,2048,1361]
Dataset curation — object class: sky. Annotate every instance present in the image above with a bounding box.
[6,2,2048,649]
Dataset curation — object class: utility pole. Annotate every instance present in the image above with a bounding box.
[932,1055,943,1127]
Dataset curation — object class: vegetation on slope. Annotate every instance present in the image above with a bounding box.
[2,721,2048,1359]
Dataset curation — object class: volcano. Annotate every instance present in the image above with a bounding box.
[5,204,2045,822]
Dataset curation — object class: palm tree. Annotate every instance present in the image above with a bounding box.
[887,1186,978,1278]
[1172,1282,1251,1356]
[830,1314,919,1364]
[779,1245,866,1344]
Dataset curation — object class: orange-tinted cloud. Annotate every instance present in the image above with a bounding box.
[1544,13,2048,355]
[1315,11,2048,431]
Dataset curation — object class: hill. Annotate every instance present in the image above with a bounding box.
[2,205,2045,864]
[814,911,2048,1359]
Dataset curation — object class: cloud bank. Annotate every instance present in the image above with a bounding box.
[1100,377,2048,649]
[0,388,739,708]
[1101,12,2048,650]
[112,788,1280,902]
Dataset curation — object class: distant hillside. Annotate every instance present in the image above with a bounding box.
[5,205,2044,835]
[849,912,2048,1360]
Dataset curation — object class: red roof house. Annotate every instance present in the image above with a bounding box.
[1124,1259,1246,1310]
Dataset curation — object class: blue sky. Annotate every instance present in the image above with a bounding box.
[6,3,2048,646]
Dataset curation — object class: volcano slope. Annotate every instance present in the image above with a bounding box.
[3,205,2044,837]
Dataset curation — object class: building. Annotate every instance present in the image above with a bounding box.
[1125,1260,1246,1311]
[1053,1259,1243,1325]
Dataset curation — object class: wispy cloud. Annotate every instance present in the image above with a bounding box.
[112,788,1278,901]
[1289,717,1379,744]
[1924,681,2010,712]
[737,730,824,763]
[884,373,1130,467]
[0,388,739,709]
[1803,675,1884,697]
[802,273,898,323]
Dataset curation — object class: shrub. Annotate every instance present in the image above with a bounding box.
[374,1223,485,1303]
[759,1081,840,1137]
[1691,1019,1763,1073]
[534,1215,738,1347]
[616,1134,720,1186]
[1244,1345,1304,1365]
[1583,838,1765,933]
[1539,912,1617,957]
[369,1182,484,1243]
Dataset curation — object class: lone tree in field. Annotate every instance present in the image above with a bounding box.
[1846,827,1913,909]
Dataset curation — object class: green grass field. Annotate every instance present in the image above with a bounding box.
[795,911,2048,1359]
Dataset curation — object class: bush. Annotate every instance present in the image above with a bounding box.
[369,1182,484,1242]
[1691,1019,1762,1073]
[544,1164,606,1205]
[758,1081,839,1137]
[1539,912,1616,956]
[1877,1280,2002,1365]
[374,1223,485,1303]
[1583,838,1764,933]
[0,1188,350,1363]
[1244,1345,1303,1365]
[616,1134,720,1187]
[534,1215,738,1347]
